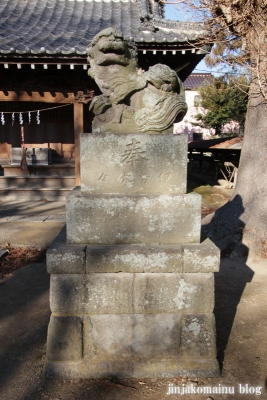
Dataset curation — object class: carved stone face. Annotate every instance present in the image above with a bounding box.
[91,33,131,67]
[145,64,181,93]
[87,28,188,134]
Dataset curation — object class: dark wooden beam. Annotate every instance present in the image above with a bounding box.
[0,90,74,103]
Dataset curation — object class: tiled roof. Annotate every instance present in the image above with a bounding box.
[0,0,206,57]
[183,73,214,90]
[188,136,242,150]
[210,137,243,149]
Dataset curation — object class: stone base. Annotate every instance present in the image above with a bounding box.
[46,312,217,360]
[45,131,220,380]
[44,358,220,379]
[44,311,219,379]
[45,233,220,379]
[66,188,202,245]
[47,229,220,275]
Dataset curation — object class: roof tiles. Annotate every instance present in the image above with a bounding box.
[0,0,206,56]
[183,73,214,90]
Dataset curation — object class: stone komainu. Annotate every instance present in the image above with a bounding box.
[87,28,188,134]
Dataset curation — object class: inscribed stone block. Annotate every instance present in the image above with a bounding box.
[86,244,183,273]
[80,133,187,195]
[46,315,83,361]
[66,188,201,245]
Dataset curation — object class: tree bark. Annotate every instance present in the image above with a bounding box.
[204,43,267,258]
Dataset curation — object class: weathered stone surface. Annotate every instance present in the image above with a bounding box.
[50,273,214,315]
[86,244,183,273]
[44,59,220,379]
[80,133,187,195]
[46,315,83,361]
[46,301,219,378]
[126,358,220,378]
[134,273,214,314]
[47,244,86,274]
[83,314,181,362]
[46,238,219,275]
[44,358,220,379]
[84,273,133,314]
[66,189,201,245]
[87,28,187,134]
[50,275,84,314]
[180,314,217,358]
[44,361,82,379]
[183,239,220,273]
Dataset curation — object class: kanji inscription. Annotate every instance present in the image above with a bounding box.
[121,139,148,167]
[118,172,134,184]
[158,173,171,183]
[98,173,108,181]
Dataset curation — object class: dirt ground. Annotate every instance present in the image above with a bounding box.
[0,182,266,400]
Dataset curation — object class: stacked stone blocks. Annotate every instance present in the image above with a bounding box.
[45,133,220,378]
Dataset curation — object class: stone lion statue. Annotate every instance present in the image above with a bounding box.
[87,28,187,134]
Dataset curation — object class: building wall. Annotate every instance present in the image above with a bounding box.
[174,89,241,141]
[0,101,75,163]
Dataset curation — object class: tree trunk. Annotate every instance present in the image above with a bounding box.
[203,47,267,258]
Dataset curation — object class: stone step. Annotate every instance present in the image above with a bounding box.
[0,187,73,201]
[1,163,75,177]
[0,175,75,189]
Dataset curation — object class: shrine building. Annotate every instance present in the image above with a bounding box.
[0,0,208,199]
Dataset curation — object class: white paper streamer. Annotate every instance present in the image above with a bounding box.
[12,112,15,126]
[1,112,5,125]
[19,112,23,125]
[36,110,40,124]
[28,111,31,124]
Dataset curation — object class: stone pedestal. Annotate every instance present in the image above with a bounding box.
[44,133,220,378]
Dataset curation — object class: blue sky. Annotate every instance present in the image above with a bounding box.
[164,3,216,75]
[164,4,250,79]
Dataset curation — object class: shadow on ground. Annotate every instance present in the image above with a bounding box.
[1,255,266,399]
[214,255,253,370]
[0,184,266,399]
